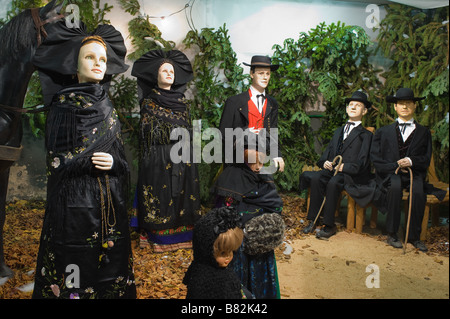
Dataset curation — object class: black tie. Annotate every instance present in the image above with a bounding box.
[257,94,265,111]
[344,121,355,134]
[398,123,411,134]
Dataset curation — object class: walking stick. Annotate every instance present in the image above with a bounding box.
[309,155,343,233]
[395,166,413,255]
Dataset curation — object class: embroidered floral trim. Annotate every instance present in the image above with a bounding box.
[142,185,170,224]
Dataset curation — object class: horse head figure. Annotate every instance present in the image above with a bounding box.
[0,0,65,278]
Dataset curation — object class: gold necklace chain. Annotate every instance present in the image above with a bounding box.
[97,175,117,246]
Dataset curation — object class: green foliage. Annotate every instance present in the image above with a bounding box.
[108,75,139,160]
[24,73,46,137]
[117,0,175,61]
[183,24,251,202]
[270,22,381,190]
[375,4,449,182]
[184,24,250,127]
[72,0,112,30]
[0,0,45,25]
[126,17,176,61]
[117,0,141,16]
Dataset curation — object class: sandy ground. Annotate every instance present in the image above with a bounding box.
[277,231,449,299]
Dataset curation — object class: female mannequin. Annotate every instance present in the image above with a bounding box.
[132,50,201,253]
[32,24,135,299]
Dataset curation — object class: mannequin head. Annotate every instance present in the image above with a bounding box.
[77,36,107,84]
[213,227,243,268]
[394,100,416,122]
[157,62,175,90]
[346,100,368,121]
[244,148,266,173]
[250,66,271,93]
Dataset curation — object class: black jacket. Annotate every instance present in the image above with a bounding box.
[219,90,281,159]
[318,124,373,185]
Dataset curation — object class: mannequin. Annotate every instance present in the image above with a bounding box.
[32,30,136,299]
[132,50,201,253]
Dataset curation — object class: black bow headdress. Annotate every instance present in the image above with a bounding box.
[131,49,193,98]
[32,20,129,105]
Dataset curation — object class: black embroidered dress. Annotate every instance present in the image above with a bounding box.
[136,87,201,250]
[32,83,136,299]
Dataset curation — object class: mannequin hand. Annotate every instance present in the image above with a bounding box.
[248,127,261,134]
[323,161,333,171]
[397,158,412,168]
[92,152,114,171]
[273,157,285,172]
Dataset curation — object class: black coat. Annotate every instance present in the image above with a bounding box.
[219,90,281,158]
[317,124,373,185]
[370,121,446,202]
[370,122,431,182]
[299,124,375,208]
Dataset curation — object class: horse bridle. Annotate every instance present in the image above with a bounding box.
[0,8,64,114]
[30,7,64,47]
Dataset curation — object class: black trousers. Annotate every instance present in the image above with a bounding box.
[384,173,426,241]
[304,170,345,227]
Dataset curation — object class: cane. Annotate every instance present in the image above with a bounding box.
[309,155,343,233]
[395,166,413,254]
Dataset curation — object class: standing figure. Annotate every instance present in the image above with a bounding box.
[219,55,284,171]
[215,55,285,299]
[299,91,373,238]
[131,50,201,253]
[31,21,136,299]
[370,88,445,252]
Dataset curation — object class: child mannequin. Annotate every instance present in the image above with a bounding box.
[183,207,252,299]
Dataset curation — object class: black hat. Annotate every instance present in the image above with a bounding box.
[192,207,241,267]
[243,55,279,71]
[386,88,425,103]
[132,49,193,95]
[344,91,372,109]
[33,20,129,105]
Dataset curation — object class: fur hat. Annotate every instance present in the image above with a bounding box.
[243,213,285,255]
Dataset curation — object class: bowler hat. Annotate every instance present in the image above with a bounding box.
[243,55,279,71]
[344,91,372,109]
[386,88,425,103]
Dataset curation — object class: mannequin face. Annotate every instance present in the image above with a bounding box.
[346,101,367,121]
[394,100,416,121]
[244,149,265,174]
[77,41,107,84]
[215,252,233,268]
[250,67,271,92]
[158,62,175,90]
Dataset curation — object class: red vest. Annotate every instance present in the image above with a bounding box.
[247,90,267,130]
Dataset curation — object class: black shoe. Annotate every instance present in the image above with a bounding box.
[316,225,337,239]
[387,234,402,249]
[302,221,315,234]
[411,240,428,252]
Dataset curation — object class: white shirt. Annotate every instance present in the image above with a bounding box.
[397,118,415,142]
[397,118,415,166]
[249,86,265,113]
[343,121,361,140]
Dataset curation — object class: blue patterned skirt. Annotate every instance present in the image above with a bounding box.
[231,245,280,299]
